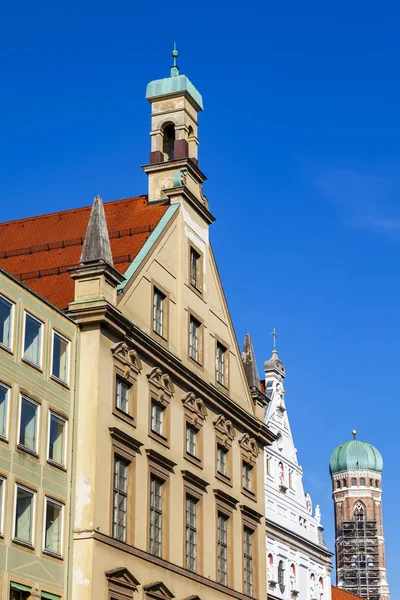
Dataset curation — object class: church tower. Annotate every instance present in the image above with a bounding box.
[330,433,390,600]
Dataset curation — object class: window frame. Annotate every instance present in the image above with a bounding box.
[215,339,229,388]
[18,395,40,456]
[50,329,70,386]
[115,374,131,415]
[151,284,169,341]
[43,496,64,558]
[185,494,198,572]
[13,483,36,548]
[216,444,228,478]
[278,559,285,593]
[242,460,253,493]
[217,511,229,586]
[185,423,198,458]
[112,455,129,544]
[189,244,203,294]
[0,381,10,442]
[0,293,15,352]
[243,527,254,596]
[149,474,164,558]
[150,399,165,437]
[188,313,203,365]
[0,475,5,537]
[47,410,67,469]
[22,310,44,370]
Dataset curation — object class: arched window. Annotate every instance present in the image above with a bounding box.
[290,564,296,590]
[369,478,373,487]
[343,478,347,488]
[351,477,357,486]
[277,433,284,451]
[354,501,365,521]
[375,479,379,488]
[267,554,274,582]
[310,573,316,598]
[162,123,175,160]
[278,462,285,487]
[336,480,341,489]
[318,576,324,599]
[360,477,365,486]
[188,125,196,159]
[278,560,285,593]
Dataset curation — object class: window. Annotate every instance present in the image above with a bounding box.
[243,528,253,596]
[336,480,341,489]
[149,476,163,557]
[44,497,63,556]
[278,560,285,593]
[23,312,43,368]
[343,479,347,488]
[217,513,228,585]
[351,477,357,486]
[0,383,9,440]
[216,342,227,386]
[289,470,293,489]
[51,331,69,384]
[163,123,175,160]
[290,564,296,591]
[115,376,130,414]
[19,396,39,454]
[354,502,365,521]
[360,477,365,486]
[186,424,197,457]
[266,455,271,476]
[190,247,201,291]
[217,444,228,477]
[151,400,164,436]
[14,485,35,545]
[153,288,166,337]
[266,380,273,398]
[0,294,13,349]
[48,412,66,467]
[189,316,201,363]
[375,480,379,488]
[112,457,128,542]
[185,496,197,572]
[242,461,252,491]
[369,478,373,487]
[10,583,32,600]
[0,477,4,535]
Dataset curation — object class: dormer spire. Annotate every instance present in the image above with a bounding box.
[170,42,179,77]
[242,333,261,391]
[80,195,113,266]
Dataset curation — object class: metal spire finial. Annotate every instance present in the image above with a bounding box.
[170,42,179,77]
[352,430,357,439]
[271,327,278,351]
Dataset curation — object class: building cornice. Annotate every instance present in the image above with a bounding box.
[266,518,333,564]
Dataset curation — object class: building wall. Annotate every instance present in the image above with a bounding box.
[0,270,78,599]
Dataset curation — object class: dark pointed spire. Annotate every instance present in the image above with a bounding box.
[80,195,113,266]
[242,333,261,391]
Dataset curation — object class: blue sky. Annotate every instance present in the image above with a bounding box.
[1,0,399,594]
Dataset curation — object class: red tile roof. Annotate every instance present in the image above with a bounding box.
[260,379,266,394]
[0,196,169,309]
[332,586,363,600]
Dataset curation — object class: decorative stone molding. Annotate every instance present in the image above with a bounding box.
[238,433,259,466]
[143,581,175,600]
[213,415,236,448]
[291,590,299,598]
[105,567,140,599]
[112,341,142,380]
[147,367,175,406]
[182,392,207,429]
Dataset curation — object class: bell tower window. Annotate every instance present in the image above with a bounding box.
[163,124,175,161]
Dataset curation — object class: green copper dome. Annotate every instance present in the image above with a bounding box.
[329,437,383,475]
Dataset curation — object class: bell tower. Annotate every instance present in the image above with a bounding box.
[330,432,390,600]
[144,46,212,224]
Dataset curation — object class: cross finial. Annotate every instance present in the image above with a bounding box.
[271,327,278,351]
[170,42,179,77]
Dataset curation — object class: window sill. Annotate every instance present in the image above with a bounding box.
[152,329,168,344]
[0,436,8,445]
[215,379,229,392]
[13,538,35,551]
[216,471,232,487]
[149,429,169,449]
[43,549,63,561]
[17,444,39,459]
[21,357,43,373]
[0,342,13,356]
[189,355,203,369]
[184,452,203,469]
[189,282,204,299]
[50,374,70,389]
[47,459,67,472]
[112,407,135,427]
[241,487,256,502]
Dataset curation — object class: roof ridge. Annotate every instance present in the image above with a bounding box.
[0,195,149,227]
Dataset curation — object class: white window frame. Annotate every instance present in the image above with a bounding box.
[47,411,67,469]
[50,329,70,386]
[43,496,64,557]
[186,423,197,457]
[0,476,5,536]
[13,483,36,546]
[115,375,130,414]
[151,400,164,436]
[22,311,44,369]
[18,395,40,455]
[0,293,14,352]
[0,382,10,442]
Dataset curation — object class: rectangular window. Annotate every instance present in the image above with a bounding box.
[19,396,39,454]
[153,288,166,337]
[48,412,66,467]
[243,528,253,596]
[185,496,197,572]
[44,497,63,556]
[266,380,273,398]
[14,485,35,545]
[112,456,128,543]
[190,247,201,291]
[115,376,130,414]
[0,294,13,350]
[0,477,4,535]
[51,331,69,384]
[217,444,228,477]
[0,383,9,440]
[242,462,252,492]
[23,312,43,368]
[266,455,271,476]
[189,316,201,363]
[289,470,293,489]
[186,424,197,457]
[149,476,163,557]
[216,342,226,386]
[10,584,32,600]
[151,400,164,436]
[217,513,228,586]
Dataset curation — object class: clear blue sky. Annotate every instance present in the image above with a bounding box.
[1,0,399,594]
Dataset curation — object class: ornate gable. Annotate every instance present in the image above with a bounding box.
[182,392,207,429]
[147,367,175,406]
[239,433,259,465]
[213,414,236,448]
[143,581,175,600]
[105,567,140,599]
[112,341,143,380]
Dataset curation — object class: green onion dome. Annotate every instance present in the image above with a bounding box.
[329,434,383,475]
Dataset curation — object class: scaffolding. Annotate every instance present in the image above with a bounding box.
[338,514,381,600]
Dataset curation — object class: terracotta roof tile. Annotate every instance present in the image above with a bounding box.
[0,196,169,309]
[331,586,363,600]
